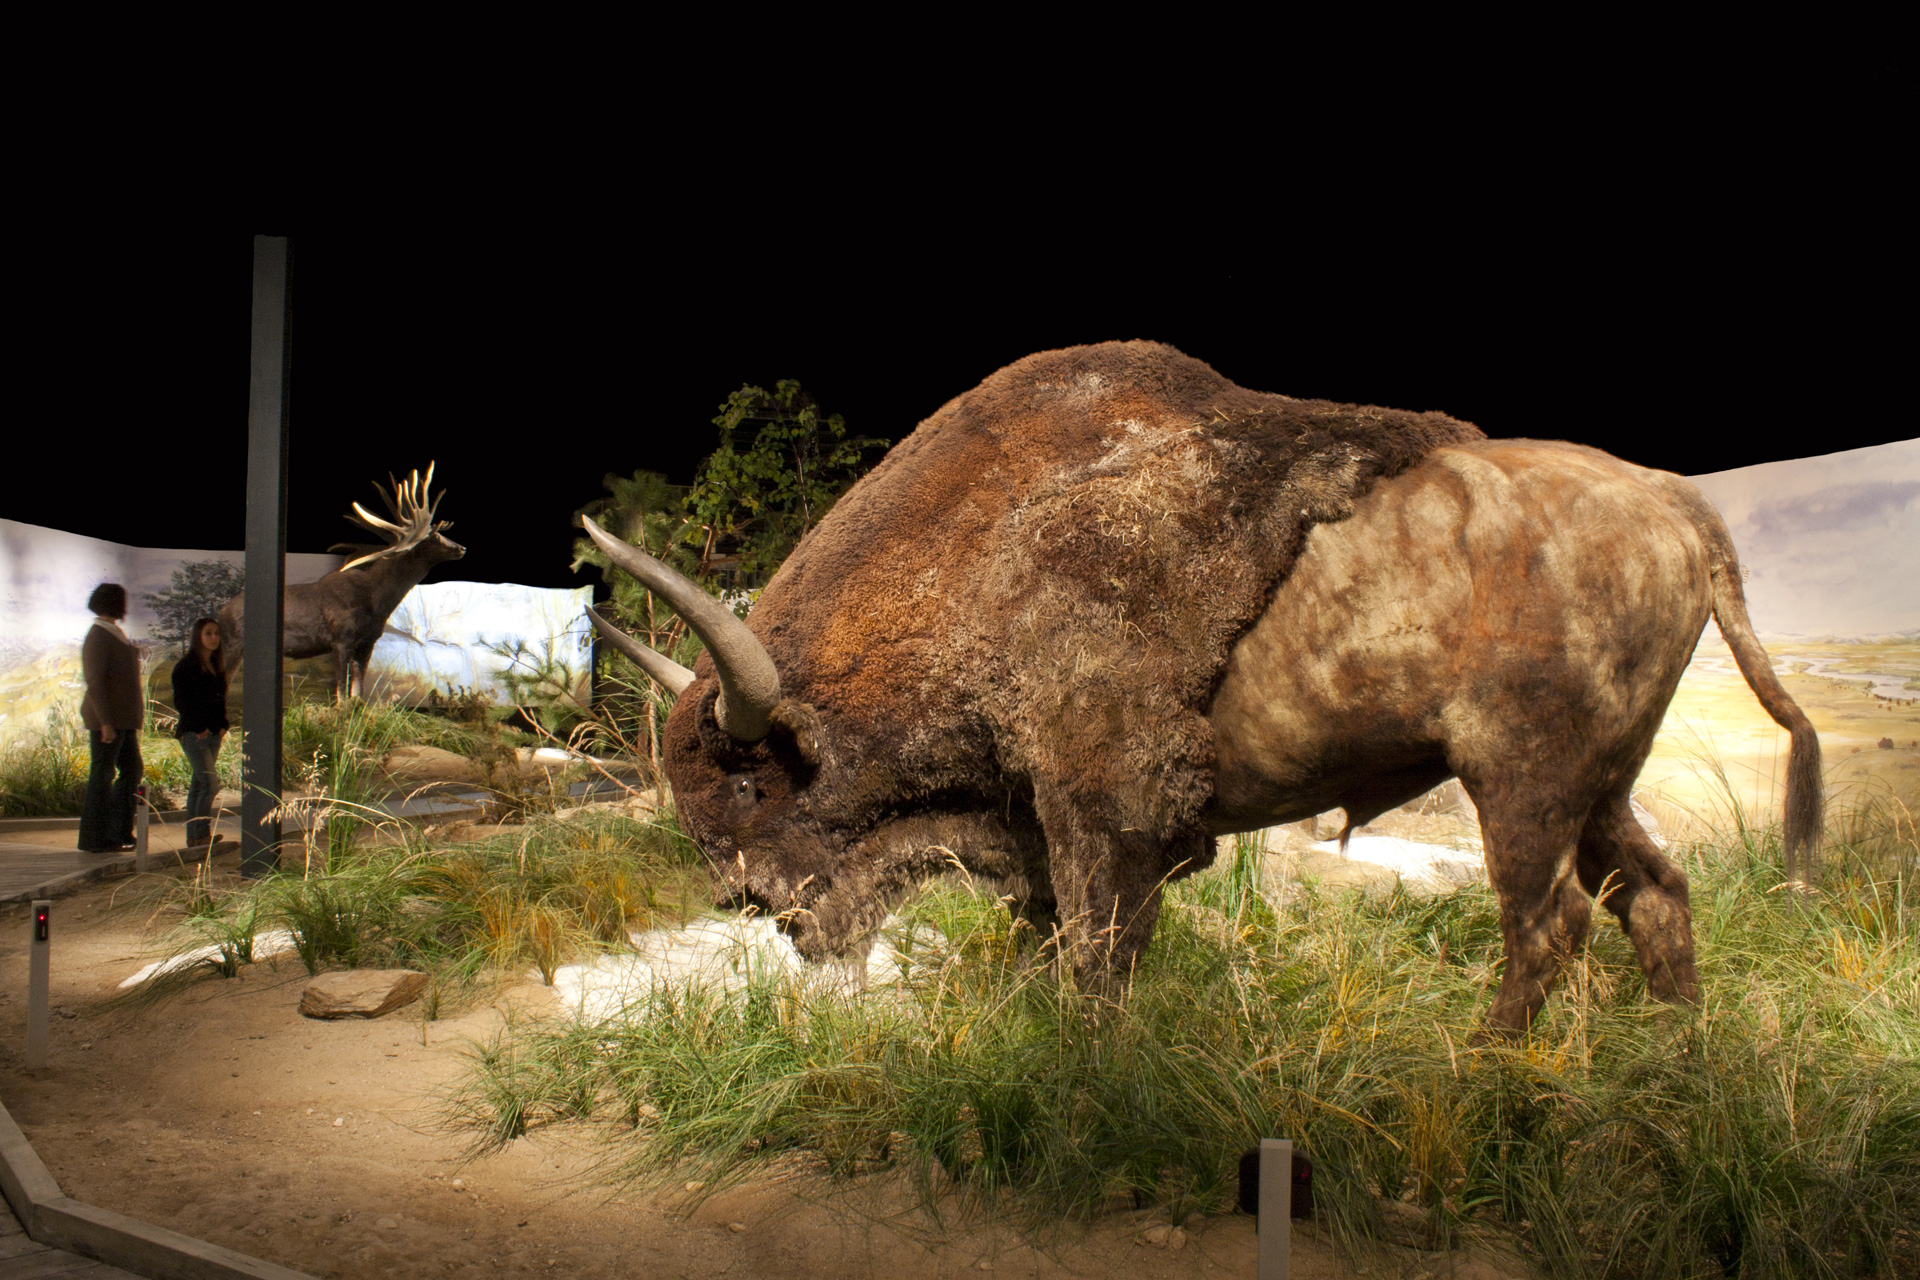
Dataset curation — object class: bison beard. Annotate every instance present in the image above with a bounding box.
[592,340,1822,1030]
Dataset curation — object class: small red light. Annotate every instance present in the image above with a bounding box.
[35,907,49,941]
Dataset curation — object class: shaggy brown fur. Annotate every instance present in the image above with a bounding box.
[664,341,1480,984]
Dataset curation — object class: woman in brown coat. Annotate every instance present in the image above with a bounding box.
[78,583,144,853]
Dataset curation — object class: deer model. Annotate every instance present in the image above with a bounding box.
[220,464,465,703]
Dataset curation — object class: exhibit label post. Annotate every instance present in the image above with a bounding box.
[27,900,50,1069]
[242,235,291,878]
[1258,1137,1292,1280]
[134,782,149,875]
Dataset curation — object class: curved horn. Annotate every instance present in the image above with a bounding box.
[586,606,695,697]
[581,515,781,741]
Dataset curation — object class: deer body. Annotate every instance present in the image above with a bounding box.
[219,466,464,703]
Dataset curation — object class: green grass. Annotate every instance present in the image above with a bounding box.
[126,807,712,999]
[281,698,489,791]
[440,814,1919,1278]
[0,706,90,816]
[0,696,482,817]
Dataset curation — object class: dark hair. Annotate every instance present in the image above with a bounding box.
[87,583,127,618]
[187,617,227,677]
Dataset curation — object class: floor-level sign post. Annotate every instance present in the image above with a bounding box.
[27,899,50,1069]
[135,783,149,875]
[1259,1137,1292,1280]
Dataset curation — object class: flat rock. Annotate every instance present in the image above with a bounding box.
[379,745,486,787]
[300,969,430,1019]
[553,790,661,823]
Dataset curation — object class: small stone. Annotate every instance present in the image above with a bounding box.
[728,1222,746,1233]
[685,1181,706,1193]
[1168,1227,1187,1251]
[332,1117,344,1127]
[976,1259,993,1271]
[638,1103,662,1121]
[451,1178,466,1190]
[300,970,430,1019]
[1142,1223,1171,1247]
[375,1217,399,1230]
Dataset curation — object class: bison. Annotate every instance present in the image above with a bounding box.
[587,342,1821,1031]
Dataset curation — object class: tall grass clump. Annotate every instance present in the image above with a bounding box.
[132,807,712,1002]
[0,704,90,817]
[450,812,1920,1277]
[281,698,485,790]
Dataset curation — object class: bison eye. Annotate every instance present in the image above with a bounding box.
[729,774,757,804]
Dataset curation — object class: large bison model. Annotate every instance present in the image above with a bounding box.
[588,342,1821,1031]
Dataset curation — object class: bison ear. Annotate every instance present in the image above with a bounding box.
[768,700,825,768]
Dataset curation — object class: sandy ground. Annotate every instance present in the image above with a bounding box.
[0,851,1547,1280]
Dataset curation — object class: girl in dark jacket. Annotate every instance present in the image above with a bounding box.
[170,617,232,849]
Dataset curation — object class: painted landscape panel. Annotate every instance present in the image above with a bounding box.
[0,520,592,749]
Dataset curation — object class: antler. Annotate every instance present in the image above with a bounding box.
[338,463,453,571]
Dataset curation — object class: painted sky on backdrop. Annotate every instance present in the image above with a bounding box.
[1689,439,1920,638]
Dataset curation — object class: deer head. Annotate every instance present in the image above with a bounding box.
[331,463,466,570]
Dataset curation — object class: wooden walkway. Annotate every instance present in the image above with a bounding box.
[0,833,216,904]
[0,1198,139,1279]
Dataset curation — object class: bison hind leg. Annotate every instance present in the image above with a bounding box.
[1577,791,1700,1005]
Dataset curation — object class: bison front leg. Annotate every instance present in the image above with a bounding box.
[1033,788,1176,997]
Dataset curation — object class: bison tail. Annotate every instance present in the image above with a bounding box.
[1666,480,1824,880]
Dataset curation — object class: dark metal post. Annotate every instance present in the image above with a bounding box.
[241,236,291,877]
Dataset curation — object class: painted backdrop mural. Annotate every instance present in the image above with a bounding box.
[0,520,591,750]
[1638,438,1920,836]
[362,581,593,710]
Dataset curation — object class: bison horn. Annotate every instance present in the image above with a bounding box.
[585,606,695,697]
[580,515,781,741]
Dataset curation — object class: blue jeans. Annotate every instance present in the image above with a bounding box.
[179,730,224,845]
[79,728,141,852]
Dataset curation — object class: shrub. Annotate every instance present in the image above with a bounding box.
[0,705,89,817]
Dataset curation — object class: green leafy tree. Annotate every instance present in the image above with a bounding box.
[144,559,245,648]
[684,380,889,590]
[570,382,887,777]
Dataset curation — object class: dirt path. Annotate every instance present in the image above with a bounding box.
[0,857,1526,1280]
